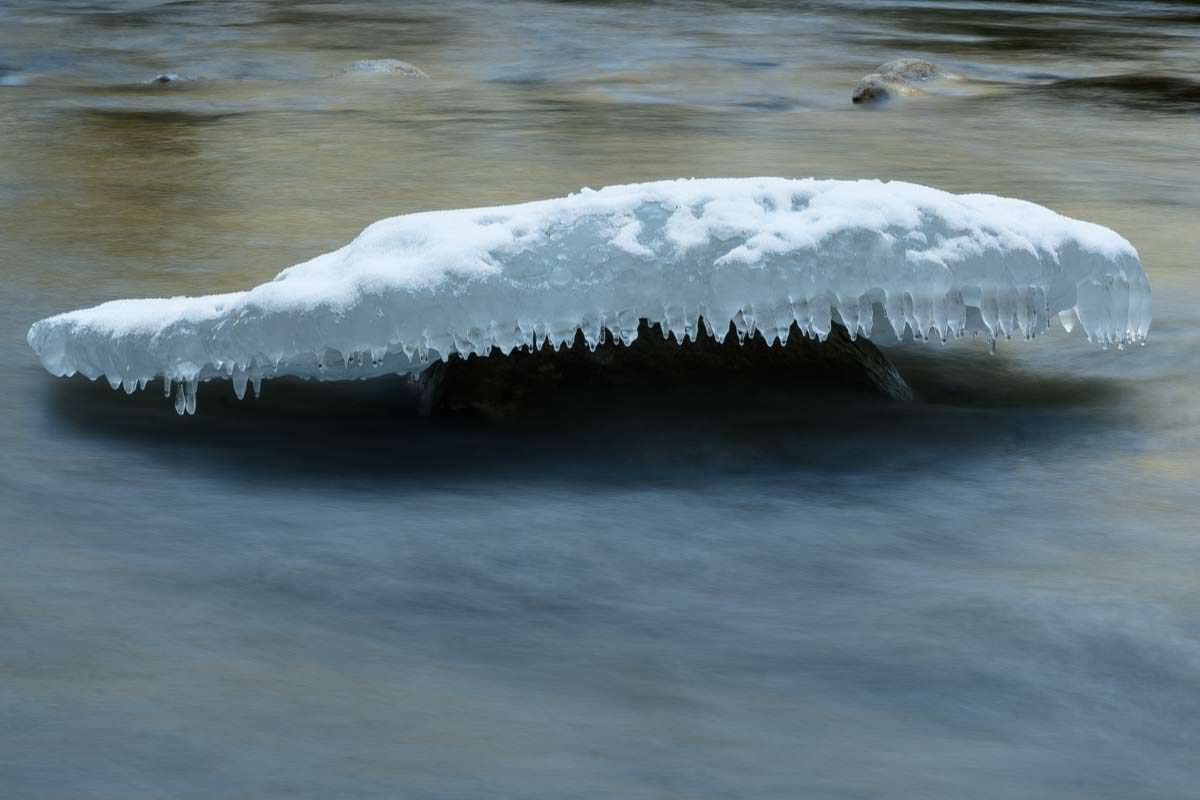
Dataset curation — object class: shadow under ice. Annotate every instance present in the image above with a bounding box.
[39,322,1129,488]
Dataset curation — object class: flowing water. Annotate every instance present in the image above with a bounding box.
[2,1,1199,797]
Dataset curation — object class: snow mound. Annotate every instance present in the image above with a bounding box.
[27,178,1150,414]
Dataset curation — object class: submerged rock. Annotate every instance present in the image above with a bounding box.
[146,73,197,85]
[345,59,430,78]
[852,58,943,104]
[418,319,912,417]
[877,58,941,82]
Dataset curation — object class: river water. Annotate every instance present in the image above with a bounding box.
[2,2,1199,797]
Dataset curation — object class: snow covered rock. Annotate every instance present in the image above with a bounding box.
[27,178,1150,414]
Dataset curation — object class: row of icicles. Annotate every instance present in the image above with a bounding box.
[100,285,1145,415]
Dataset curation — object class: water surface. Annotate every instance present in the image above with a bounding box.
[2,2,1199,798]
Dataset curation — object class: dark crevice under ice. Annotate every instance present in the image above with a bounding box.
[417,318,913,417]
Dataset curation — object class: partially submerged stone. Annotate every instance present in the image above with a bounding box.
[877,58,940,82]
[852,73,924,104]
[852,58,944,104]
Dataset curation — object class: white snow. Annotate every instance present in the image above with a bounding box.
[27,177,1151,413]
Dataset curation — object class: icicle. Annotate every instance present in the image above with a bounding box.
[250,376,262,399]
[533,320,550,348]
[929,292,947,342]
[900,292,916,339]
[791,296,812,336]
[1132,281,1152,341]
[579,313,603,349]
[995,287,1016,339]
[680,321,698,344]
[979,287,999,340]
[163,375,173,398]
[452,331,471,356]
[810,296,832,341]
[184,379,198,415]
[663,303,687,342]
[616,310,639,346]
[883,291,905,339]
[1031,286,1049,334]
[945,289,966,339]
[742,304,759,338]
[121,377,137,395]
[772,300,794,345]
[232,370,248,400]
[173,381,187,415]
[483,321,499,353]
[1075,279,1110,344]
[912,293,933,341]
[549,322,576,351]
[1015,286,1036,339]
[857,294,875,339]
[1109,277,1131,344]
[836,295,860,340]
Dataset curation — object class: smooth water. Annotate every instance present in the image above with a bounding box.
[2,2,1199,797]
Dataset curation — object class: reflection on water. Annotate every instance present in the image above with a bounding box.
[1,1,1199,798]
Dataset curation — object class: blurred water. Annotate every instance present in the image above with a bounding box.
[1,1,1199,798]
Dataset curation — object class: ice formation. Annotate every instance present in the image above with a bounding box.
[27,178,1150,414]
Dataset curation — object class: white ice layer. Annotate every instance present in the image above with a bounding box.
[27,177,1150,414]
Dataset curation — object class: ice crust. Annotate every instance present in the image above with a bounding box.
[27,178,1150,414]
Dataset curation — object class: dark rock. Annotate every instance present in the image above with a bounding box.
[417,319,912,418]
